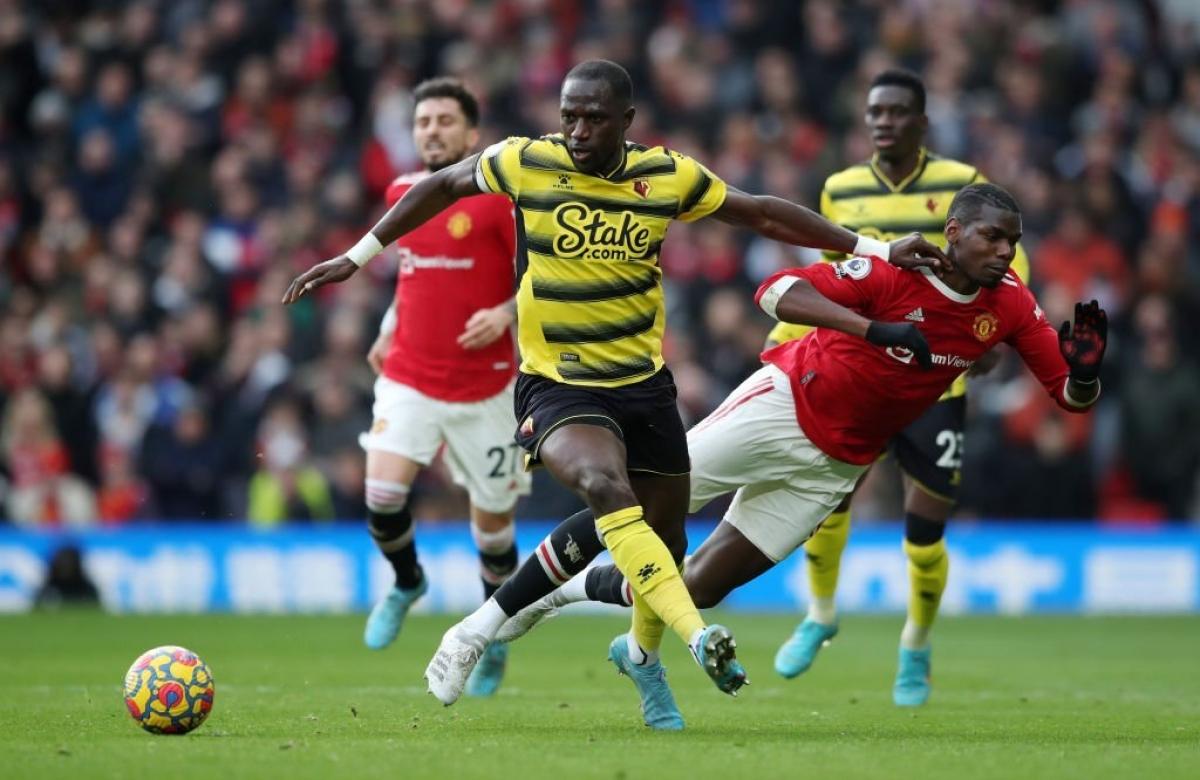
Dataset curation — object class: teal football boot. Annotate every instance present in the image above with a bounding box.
[363,578,428,650]
[893,645,932,707]
[465,642,508,697]
[774,618,838,679]
[608,634,685,731]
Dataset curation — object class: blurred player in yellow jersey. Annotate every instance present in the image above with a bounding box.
[770,69,1030,707]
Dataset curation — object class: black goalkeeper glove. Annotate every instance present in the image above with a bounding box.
[1058,300,1107,383]
[866,321,932,369]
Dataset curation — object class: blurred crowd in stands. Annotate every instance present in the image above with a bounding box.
[1,0,1199,527]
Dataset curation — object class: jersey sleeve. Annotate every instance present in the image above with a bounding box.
[475,137,527,201]
[674,153,728,222]
[1005,290,1098,413]
[755,256,896,319]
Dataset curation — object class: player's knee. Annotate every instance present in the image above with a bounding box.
[471,521,515,555]
[904,512,945,546]
[682,559,725,609]
[365,478,410,516]
[576,468,635,514]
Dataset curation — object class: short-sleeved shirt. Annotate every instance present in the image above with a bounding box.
[756,258,1092,465]
[475,135,727,388]
[381,172,517,402]
[767,148,1032,400]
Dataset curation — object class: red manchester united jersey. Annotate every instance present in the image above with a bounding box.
[755,257,1095,465]
[382,172,517,402]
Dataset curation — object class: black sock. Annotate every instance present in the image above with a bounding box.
[368,507,423,589]
[904,512,946,545]
[493,509,603,616]
[479,543,519,600]
[584,564,631,606]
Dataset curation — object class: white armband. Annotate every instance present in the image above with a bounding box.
[346,232,384,267]
[853,235,890,261]
[759,275,800,320]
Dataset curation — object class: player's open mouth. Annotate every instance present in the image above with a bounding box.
[570,148,592,162]
[873,134,895,146]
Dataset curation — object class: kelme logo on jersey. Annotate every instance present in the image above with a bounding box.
[552,203,651,260]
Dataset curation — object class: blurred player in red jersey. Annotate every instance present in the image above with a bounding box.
[496,184,1107,710]
[358,78,527,697]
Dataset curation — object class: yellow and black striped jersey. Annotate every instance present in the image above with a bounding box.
[475,134,727,387]
[766,148,1031,400]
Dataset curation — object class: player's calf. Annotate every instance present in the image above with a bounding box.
[364,480,425,650]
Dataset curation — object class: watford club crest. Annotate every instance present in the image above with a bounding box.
[973,311,999,342]
[519,415,535,437]
[632,178,652,199]
[447,211,472,239]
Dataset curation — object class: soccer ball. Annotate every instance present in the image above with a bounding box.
[123,645,215,734]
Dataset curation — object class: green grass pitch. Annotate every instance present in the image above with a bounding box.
[1,611,1197,779]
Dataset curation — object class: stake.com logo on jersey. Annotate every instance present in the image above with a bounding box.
[885,346,975,370]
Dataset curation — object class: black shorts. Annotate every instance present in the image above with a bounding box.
[888,395,966,502]
[513,368,690,476]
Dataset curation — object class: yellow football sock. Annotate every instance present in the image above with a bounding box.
[630,590,666,654]
[597,506,704,645]
[904,538,949,630]
[806,509,851,599]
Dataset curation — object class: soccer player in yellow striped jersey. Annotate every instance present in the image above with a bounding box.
[770,69,1030,708]
[284,60,948,729]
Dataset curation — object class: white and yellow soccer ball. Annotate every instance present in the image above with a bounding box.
[123,645,215,734]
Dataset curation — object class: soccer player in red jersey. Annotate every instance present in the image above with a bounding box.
[357,78,527,697]
[495,184,1107,712]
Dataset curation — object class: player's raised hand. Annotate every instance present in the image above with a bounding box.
[281,256,359,305]
[865,321,933,369]
[457,304,515,350]
[1058,299,1107,382]
[887,232,948,275]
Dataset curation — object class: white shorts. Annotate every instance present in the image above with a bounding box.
[359,376,531,513]
[687,364,868,562]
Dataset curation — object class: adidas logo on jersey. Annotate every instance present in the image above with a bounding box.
[905,308,925,322]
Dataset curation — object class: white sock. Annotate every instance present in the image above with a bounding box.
[807,596,837,625]
[899,619,931,650]
[626,633,659,666]
[459,598,508,640]
[548,572,589,608]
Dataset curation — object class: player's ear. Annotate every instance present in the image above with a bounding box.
[623,105,635,130]
[944,217,960,245]
[467,126,480,148]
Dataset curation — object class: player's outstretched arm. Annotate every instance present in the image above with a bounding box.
[713,187,947,272]
[756,274,932,368]
[1009,298,1107,411]
[282,154,483,305]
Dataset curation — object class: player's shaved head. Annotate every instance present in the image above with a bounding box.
[564,60,633,109]
[948,183,1021,226]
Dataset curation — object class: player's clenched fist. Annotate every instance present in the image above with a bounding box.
[281,256,359,305]
[1058,300,1107,382]
[865,321,933,369]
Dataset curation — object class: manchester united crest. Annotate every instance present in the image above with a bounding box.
[973,312,999,342]
[632,178,652,199]
[447,211,472,239]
